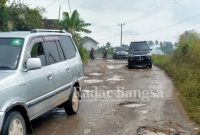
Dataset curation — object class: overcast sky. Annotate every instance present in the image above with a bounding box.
[14,0,200,46]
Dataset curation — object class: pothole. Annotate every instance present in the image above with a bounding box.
[82,90,93,93]
[83,128,92,135]
[137,126,181,135]
[119,102,146,108]
[107,65,125,69]
[107,60,127,63]
[89,73,102,76]
[107,76,124,82]
[84,79,103,84]
[139,110,149,114]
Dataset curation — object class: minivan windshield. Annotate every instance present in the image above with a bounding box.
[116,47,126,51]
[0,38,24,70]
[130,42,149,51]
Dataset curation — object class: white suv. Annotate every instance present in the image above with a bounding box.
[0,29,84,135]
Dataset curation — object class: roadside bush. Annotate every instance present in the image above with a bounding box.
[152,30,200,124]
[76,43,89,63]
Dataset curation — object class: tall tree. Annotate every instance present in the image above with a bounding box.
[155,40,159,45]
[9,2,43,31]
[60,10,91,39]
[0,0,8,31]
[106,42,111,48]
[0,0,6,5]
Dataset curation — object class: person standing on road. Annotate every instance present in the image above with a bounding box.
[90,48,95,60]
[102,47,107,60]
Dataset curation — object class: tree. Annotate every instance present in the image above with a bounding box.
[106,42,111,48]
[60,10,91,40]
[155,40,159,45]
[0,0,6,6]
[0,0,8,31]
[177,30,199,55]
[160,41,174,54]
[9,2,43,31]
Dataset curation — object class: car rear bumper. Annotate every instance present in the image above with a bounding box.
[0,112,5,132]
[114,54,128,59]
[128,56,152,67]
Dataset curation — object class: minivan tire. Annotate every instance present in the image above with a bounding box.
[149,65,152,68]
[64,87,80,116]
[1,111,26,135]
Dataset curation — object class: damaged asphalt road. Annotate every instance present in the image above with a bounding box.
[32,59,199,135]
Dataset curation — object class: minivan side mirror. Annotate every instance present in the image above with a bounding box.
[26,58,42,71]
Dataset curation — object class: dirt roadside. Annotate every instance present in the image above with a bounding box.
[32,59,199,135]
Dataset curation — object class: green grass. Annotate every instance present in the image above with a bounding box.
[152,55,200,124]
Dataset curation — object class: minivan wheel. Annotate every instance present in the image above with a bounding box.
[64,87,80,116]
[149,65,152,68]
[1,111,26,135]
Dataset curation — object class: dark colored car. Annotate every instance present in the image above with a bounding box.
[113,47,128,59]
[128,41,152,68]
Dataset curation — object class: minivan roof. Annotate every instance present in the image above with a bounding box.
[0,31,71,38]
[130,41,147,45]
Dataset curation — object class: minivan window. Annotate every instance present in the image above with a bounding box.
[59,36,76,59]
[31,42,47,66]
[56,41,66,61]
[0,38,24,70]
[130,43,149,51]
[45,41,61,64]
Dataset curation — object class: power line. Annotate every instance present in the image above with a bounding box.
[126,0,182,24]
[58,3,61,20]
[46,0,58,9]
[68,0,72,15]
[134,11,200,36]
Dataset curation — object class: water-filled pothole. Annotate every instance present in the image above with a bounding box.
[137,126,181,135]
[107,76,124,82]
[89,73,102,76]
[119,102,146,108]
[84,79,103,84]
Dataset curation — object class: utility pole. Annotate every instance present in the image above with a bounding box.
[118,23,125,46]
[58,3,61,20]
[68,0,72,15]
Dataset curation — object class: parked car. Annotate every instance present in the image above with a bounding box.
[128,41,152,68]
[0,29,84,135]
[113,47,128,59]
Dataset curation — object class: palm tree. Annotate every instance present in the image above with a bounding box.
[60,10,91,37]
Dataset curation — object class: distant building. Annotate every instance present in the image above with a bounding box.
[81,36,99,51]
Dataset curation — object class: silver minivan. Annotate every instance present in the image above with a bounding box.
[0,29,84,135]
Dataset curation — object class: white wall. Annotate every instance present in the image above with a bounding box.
[82,40,98,51]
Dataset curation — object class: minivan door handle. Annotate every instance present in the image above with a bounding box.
[66,68,70,73]
[47,74,53,80]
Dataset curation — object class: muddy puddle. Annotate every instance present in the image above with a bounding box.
[119,102,146,108]
[89,73,103,76]
[107,76,124,82]
[84,79,103,84]
[137,126,182,135]
[107,65,125,69]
